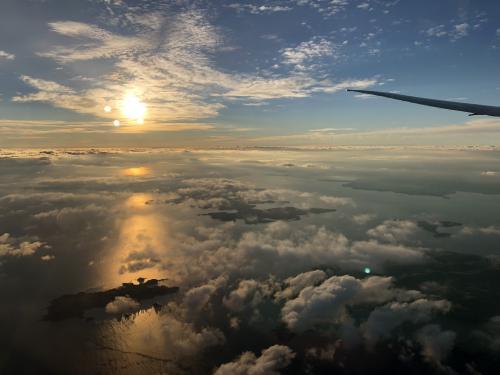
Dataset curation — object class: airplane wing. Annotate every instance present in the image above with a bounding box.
[347,89,500,117]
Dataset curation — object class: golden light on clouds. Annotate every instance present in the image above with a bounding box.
[122,94,147,124]
[122,166,151,177]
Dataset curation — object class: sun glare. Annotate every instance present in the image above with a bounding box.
[122,94,147,124]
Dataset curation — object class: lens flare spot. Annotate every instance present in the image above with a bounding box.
[104,105,112,113]
[113,120,120,127]
[364,267,372,274]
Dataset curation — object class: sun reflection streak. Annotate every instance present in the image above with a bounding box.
[122,167,151,177]
[100,193,170,288]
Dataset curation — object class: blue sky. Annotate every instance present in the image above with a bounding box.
[1,0,500,146]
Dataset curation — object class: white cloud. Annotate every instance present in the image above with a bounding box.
[481,171,497,176]
[281,275,361,331]
[214,345,295,375]
[357,3,370,10]
[281,38,334,66]
[450,23,469,41]
[367,220,419,243]
[425,25,447,38]
[228,4,292,14]
[0,50,15,60]
[281,275,424,331]
[352,213,377,225]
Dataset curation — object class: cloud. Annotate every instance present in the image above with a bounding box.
[416,324,456,365]
[352,213,377,225]
[357,3,371,10]
[39,21,147,62]
[214,345,295,375]
[280,274,423,331]
[0,50,15,60]
[183,276,227,314]
[367,220,419,243]
[281,38,334,67]
[224,279,265,313]
[227,4,293,14]
[461,226,500,236]
[425,25,447,38]
[276,270,327,300]
[17,4,375,132]
[281,275,361,331]
[450,23,469,41]
[318,195,355,206]
[248,118,500,145]
[481,171,497,176]
[362,299,452,344]
[0,233,46,257]
[105,296,140,315]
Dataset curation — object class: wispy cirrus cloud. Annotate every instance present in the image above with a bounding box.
[14,2,376,132]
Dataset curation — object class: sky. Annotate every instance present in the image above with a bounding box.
[1,0,500,147]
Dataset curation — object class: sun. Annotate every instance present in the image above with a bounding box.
[122,94,147,124]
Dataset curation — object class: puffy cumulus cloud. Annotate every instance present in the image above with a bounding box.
[224,279,270,313]
[275,270,327,300]
[105,296,140,315]
[352,213,377,225]
[168,221,426,285]
[367,220,419,243]
[183,275,227,314]
[281,275,361,331]
[0,233,46,257]
[416,324,456,365]
[362,299,452,344]
[280,274,423,331]
[214,345,295,375]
